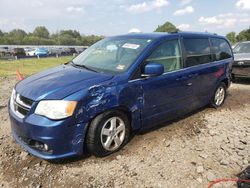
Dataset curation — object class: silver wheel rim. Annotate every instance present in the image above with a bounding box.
[214,86,225,106]
[100,117,126,151]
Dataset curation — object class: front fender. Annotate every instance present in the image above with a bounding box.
[72,82,143,131]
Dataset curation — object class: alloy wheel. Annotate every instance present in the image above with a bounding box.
[100,117,126,151]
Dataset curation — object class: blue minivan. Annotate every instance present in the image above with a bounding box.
[9,32,233,160]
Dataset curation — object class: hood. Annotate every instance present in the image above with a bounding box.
[234,53,250,61]
[16,65,113,101]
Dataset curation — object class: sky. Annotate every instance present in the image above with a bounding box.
[0,0,249,36]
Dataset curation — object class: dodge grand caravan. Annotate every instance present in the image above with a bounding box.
[9,32,233,160]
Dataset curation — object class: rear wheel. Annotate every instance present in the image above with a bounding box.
[86,110,130,157]
[210,83,227,108]
[231,74,236,83]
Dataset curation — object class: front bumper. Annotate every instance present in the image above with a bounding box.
[232,66,250,78]
[9,105,88,160]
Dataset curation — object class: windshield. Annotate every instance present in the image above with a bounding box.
[72,37,152,74]
[233,43,250,54]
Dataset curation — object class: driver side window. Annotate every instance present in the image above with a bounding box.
[146,39,182,72]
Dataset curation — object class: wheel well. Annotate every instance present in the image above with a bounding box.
[221,78,229,88]
[85,106,132,135]
[114,106,132,122]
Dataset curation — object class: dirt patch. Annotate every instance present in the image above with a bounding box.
[0,77,249,187]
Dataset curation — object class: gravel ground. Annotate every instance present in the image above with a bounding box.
[0,76,249,188]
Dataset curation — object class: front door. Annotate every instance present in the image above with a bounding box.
[139,39,195,128]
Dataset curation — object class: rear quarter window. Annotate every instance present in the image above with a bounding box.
[183,38,212,67]
[211,38,232,61]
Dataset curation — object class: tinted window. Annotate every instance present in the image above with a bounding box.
[211,38,232,60]
[183,38,211,67]
[146,40,182,72]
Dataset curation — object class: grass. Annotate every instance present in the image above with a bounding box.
[0,56,73,77]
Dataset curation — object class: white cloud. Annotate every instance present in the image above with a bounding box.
[127,0,169,13]
[180,0,192,6]
[199,13,250,28]
[177,24,191,30]
[240,18,250,23]
[173,6,194,16]
[199,16,222,25]
[236,0,250,10]
[0,18,28,31]
[67,6,84,13]
[30,0,43,8]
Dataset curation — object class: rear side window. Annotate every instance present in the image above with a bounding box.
[211,38,232,61]
[183,38,211,67]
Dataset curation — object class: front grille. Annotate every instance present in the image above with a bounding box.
[19,95,33,106]
[15,103,29,116]
[11,91,33,118]
[233,60,250,67]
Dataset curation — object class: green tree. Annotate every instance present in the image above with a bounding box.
[81,35,103,46]
[7,29,27,44]
[0,26,103,45]
[154,21,179,33]
[33,26,50,38]
[226,32,237,44]
[237,28,250,42]
[59,30,81,38]
[22,36,40,45]
[8,29,27,38]
[51,30,83,45]
[0,29,3,37]
[57,34,77,45]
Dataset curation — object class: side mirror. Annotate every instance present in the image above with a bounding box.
[142,62,164,77]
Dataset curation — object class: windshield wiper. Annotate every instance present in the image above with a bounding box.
[70,61,99,73]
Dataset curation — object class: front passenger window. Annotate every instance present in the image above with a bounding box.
[146,40,182,72]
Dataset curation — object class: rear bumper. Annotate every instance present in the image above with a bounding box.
[232,66,250,78]
[9,105,88,160]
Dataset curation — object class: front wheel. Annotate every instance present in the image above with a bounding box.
[210,83,227,108]
[86,110,130,157]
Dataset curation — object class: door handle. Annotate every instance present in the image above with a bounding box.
[187,82,193,86]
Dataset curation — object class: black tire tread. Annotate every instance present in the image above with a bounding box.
[86,110,130,157]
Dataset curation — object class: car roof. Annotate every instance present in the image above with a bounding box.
[111,31,225,40]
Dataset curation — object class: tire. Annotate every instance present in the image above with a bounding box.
[231,74,236,83]
[86,110,130,157]
[210,83,227,108]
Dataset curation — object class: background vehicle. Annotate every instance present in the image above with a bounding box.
[68,47,77,55]
[11,48,26,57]
[48,47,64,56]
[24,47,33,56]
[232,41,250,79]
[27,48,49,57]
[26,48,36,56]
[9,32,233,160]
[0,46,11,56]
[231,42,238,49]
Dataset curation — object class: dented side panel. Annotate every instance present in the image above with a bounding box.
[69,81,144,131]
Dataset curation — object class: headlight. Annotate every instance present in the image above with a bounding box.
[10,89,16,110]
[35,100,77,120]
